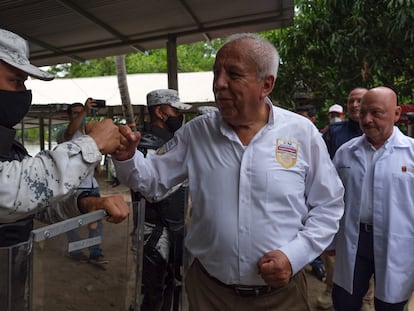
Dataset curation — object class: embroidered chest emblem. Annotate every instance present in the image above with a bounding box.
[276,139,299,169]
[156,136,178,155]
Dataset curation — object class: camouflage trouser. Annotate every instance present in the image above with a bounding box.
[0,241,31,311]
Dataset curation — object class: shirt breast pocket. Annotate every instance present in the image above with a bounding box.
[389,172,414,235]
[391,172,414,194]
[265,167,305,211]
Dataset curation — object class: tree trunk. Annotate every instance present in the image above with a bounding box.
[115,55,136,131]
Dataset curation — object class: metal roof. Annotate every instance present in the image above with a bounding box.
[0,0,294,67]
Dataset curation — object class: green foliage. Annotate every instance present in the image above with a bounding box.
[126,49,168,73]
[49,58,116,78]
[16,125,64,144]
[48,40,223,77]
[176,40,223,72]
[265,0,414,127]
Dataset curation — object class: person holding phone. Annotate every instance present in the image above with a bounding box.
[94,99,106,108]
[57,100,109,268]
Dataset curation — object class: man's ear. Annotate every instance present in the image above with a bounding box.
[262,75,275,97]
[154,105,164,121]
[394,106,402,123]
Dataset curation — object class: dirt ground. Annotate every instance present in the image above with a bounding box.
[30,173,330,311]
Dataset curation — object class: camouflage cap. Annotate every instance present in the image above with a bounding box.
[197,105,218,115]
[0,28,54,81]
[146,89,192,110]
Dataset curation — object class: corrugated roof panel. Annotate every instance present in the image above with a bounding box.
[0,0,293,66]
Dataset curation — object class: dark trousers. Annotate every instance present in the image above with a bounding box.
[332,229,407,311]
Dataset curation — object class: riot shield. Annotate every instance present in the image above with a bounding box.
[0,241,31,311]
[7,196,190,311]
[127,198,145,311]
[129,187,190,311]
[28,205,144,311]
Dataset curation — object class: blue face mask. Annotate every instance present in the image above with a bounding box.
[0,89,32,128]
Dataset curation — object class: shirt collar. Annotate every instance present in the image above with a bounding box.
[218,97,274,142]
[264,97,275,126]
[363,126,396,151]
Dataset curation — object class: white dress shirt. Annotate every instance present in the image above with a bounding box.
[359,140,387,224]
[115,98,344,285]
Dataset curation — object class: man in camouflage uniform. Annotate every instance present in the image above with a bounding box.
[0,28,128,311]
[131,89,190,311]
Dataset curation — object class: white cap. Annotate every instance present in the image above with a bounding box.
[146,89,192,110]
[328,104,344,114]
[0,28,54,81]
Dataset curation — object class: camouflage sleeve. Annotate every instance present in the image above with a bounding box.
[35,187,101,224]
[34,189,82,224]
[0,135,101,223]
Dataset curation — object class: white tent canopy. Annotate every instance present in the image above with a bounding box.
[26,71,215,106]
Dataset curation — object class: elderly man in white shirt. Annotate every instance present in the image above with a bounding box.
[114,33,344,311]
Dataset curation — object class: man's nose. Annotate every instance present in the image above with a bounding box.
[361,113,372,124]
[349,99,359,107]
[213,72,228,90]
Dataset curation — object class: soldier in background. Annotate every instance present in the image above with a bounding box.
[57,100,108,268]
[130,89,190,311]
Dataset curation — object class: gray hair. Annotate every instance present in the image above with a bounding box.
[222,33,279,81]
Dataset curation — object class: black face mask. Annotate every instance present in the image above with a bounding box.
[165,114,184,133]
[0,90,32,128]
